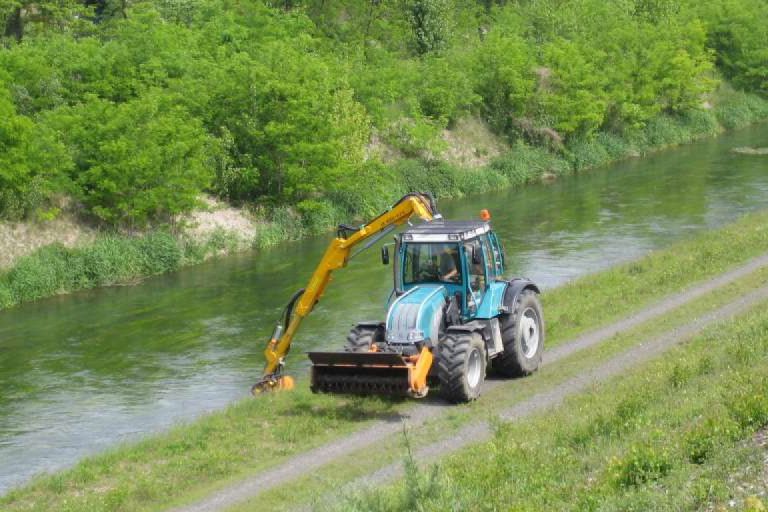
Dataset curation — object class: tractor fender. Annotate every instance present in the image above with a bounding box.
[444,321,496,361]
[502,278,541,313]
[445,321,486,335]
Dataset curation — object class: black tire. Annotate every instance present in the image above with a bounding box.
[493,289,544,377]
[437,331,486,403]
[344,325,384,352]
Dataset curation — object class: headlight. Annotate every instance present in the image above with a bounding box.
[406,330,425,342]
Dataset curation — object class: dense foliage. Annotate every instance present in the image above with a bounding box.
[0,0,767,227]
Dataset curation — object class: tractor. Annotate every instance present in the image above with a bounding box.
[252,193,544,403]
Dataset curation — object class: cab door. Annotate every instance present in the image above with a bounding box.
[463,238,489,317]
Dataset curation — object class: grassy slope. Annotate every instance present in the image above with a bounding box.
[2,210,768,511]
[345,299,768,511]
[234,262,768,512]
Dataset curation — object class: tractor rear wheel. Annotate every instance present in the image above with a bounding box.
[437,331,486,403]
[344,325,384,352]
[493,289,544,377]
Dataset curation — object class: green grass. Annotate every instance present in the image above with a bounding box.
[0,233,181,308]
[0,229,258,311]
[230,263,768,512]
[343,302,768,511]
[3,210,768,511]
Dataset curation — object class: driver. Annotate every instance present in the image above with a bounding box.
[439,246,460,282]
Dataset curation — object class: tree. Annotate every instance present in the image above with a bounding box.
[407,0,452,55]
[45,93,215,227]
[0,81,71,219]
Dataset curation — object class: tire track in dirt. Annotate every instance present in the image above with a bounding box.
[170,253,768,512]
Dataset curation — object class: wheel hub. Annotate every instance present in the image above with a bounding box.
[520,308,540,359]
[466,348,482,388]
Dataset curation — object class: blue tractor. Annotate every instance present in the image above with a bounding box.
[307,211,544,403]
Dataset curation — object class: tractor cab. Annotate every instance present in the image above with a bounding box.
[391,220,506,320]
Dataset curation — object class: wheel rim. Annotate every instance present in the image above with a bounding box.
[520,307,540,359]
[466,347,482,388]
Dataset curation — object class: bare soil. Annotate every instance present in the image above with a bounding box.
[0,215,94,269]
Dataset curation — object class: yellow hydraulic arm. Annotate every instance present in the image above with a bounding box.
[251,193,438,394]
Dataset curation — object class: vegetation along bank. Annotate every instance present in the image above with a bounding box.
[2,0,768,309]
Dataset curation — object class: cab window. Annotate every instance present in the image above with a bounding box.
[403,243,462,285]
[465,239,487,294]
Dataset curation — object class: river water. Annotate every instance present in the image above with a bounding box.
[1,124,767,493]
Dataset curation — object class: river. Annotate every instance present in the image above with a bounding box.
[1,123,767,493]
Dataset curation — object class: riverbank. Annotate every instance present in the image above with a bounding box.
[1,88,767,312]
[2,208,768,511]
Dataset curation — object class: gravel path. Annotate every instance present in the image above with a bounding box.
[169,253,768,512]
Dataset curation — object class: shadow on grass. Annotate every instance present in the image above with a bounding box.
[278,395,407,423]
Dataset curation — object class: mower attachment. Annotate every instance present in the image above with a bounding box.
[308,348,433,398]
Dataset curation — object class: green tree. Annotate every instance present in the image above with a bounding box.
[46,93,214,227]
[407,0,452,55]
[473,21,536,136]
[695,0,768,95]
[0,81,71,219]
[204,41,370,203]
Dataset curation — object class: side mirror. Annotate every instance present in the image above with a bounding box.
[472,246,482,265]
[381,245,390,265]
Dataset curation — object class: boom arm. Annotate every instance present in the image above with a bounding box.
[252,193,439,393]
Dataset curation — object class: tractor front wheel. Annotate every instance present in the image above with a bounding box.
[344,325,384,352]
[437,331,486,403]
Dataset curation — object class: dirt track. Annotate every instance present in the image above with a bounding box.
[170,253,768,512]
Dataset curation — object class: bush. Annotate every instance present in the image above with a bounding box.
[6,244,74,302]
[81,237,144,285]
[567,137,612,171]
[0,280,16,308]
[297,199,345,236]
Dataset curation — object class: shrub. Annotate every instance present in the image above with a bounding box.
[297,199,345,236]
[0,280,16,308]
[6,244,73,302]
[394,159,460,199]
[714,91,768,130]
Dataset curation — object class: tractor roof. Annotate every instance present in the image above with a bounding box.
[402,220,490,243]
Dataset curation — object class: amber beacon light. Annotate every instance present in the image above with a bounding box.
[480,209,491,221]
